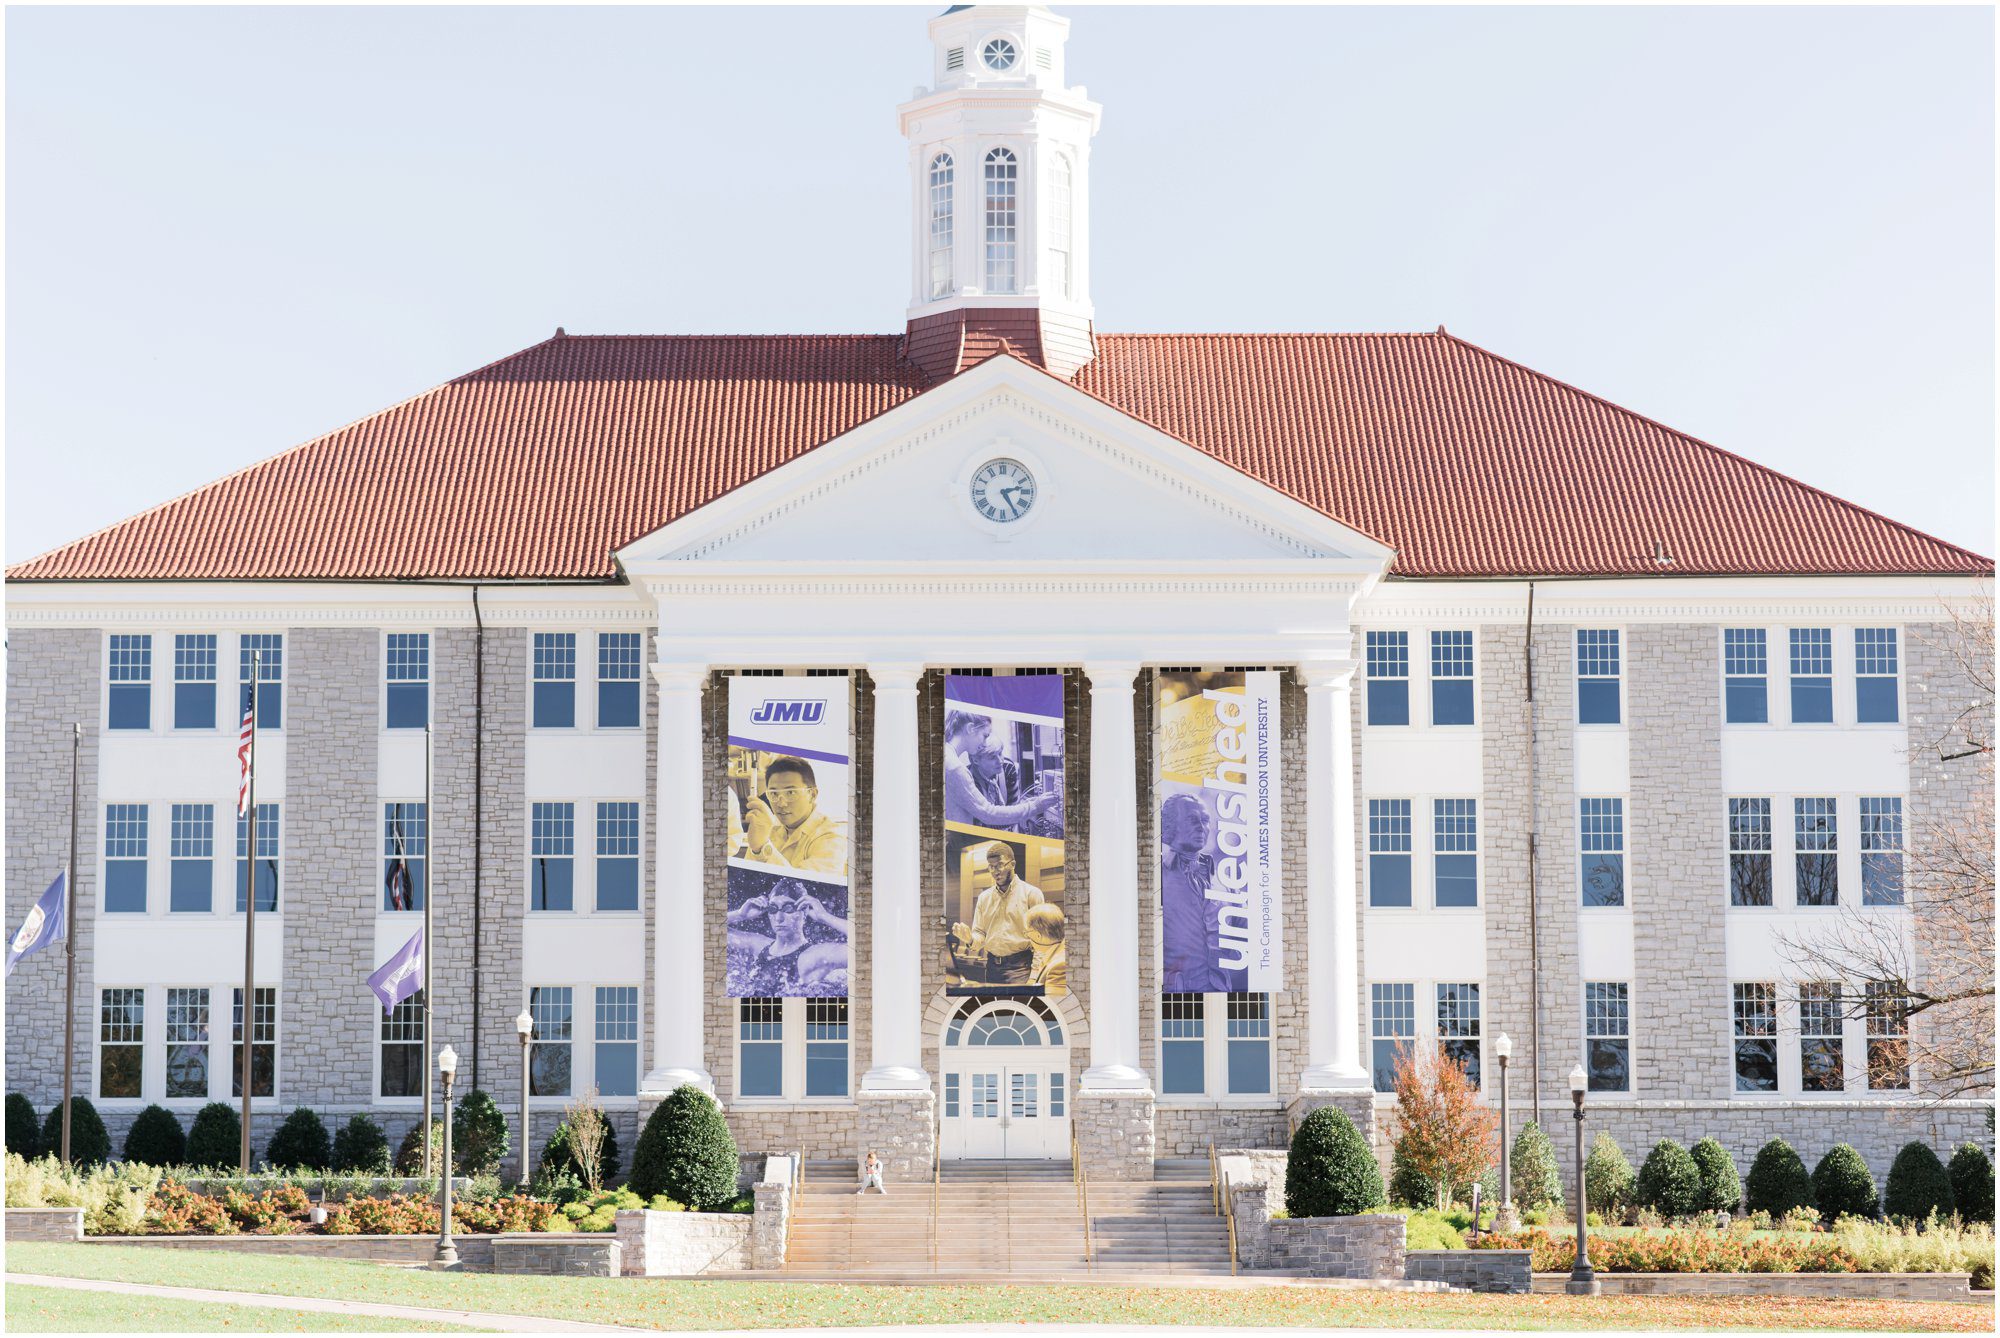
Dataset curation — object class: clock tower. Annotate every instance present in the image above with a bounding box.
[899,5,1102,379]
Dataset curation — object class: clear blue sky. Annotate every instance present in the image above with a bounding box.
[7,4,1993,565]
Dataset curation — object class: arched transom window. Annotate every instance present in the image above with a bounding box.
[983,147,1018,295]
[944,996,1063,1047]
[928,152,954,300]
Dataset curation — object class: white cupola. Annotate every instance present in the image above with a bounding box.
[898,5,1102,379]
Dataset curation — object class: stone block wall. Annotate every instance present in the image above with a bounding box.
[614,1206,753,1275]
[1073,1089,1154,1179]
[468,629,526,1121]
[4,1207,84,1242]
[1406,1248,1531,1293]
[1227,1177,1405,1279]
[490,1235,621,1277]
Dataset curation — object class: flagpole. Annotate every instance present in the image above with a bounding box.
[61,722,79,1165]
[421,725,434,1176]
[240,652,259,1175]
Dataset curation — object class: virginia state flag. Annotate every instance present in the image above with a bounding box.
[6,873,68,977]
[367,927,424,1014]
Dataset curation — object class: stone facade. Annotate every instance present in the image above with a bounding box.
[1072,1089,1155,1179]
[854,1090,935,1180]
[1226,1177,1406,1278]
[1405,1248,1531,1293]
[614,1206,754,1275]
[489,1235,622,1276]
[749,1177,791,1269]
[467,629,527,1127]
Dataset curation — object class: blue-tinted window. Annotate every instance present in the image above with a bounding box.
[532,802,575,911]
[383,803,427,911]
[1368,799,1412,907]
[104,804,149,913]
[1733,983,1778,1092]
[1576,630,1621,725]
[108,635,152,730]
[533,633,576,728]
[1370,983,1415,1093]
[1433,798,1478,907]
[595,986,640,1097]
[1365,632,1409,726]
[1860,797,1903,906]
[1436,983,1481,1088]
[1160,993,1205,1095]
[805,997,849,1098]
[240,634,283,729]
[1430,631,1474,725]
[1585,982,1630,1093]
[1579,797,1625,907]
[1728,798,1773,907]
[1794,797,1838,906]
[1723,628,1767,724]
[1855,628,1899,723]
[169,803,214,913]
[597,633,642,729]
[1789,628,1834,724]
[385,633,429,729]
[173,635,217,730]
[528,987,573,1097]
[234,803,279,913]
[738,998,783,1097]
[1225,993,1271,1095]
[596,802,641,911]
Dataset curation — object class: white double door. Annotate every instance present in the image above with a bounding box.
[939,1001,1070,1160]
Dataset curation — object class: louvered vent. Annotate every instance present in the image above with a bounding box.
[1035,47,1053,70]
[945,47,965,71]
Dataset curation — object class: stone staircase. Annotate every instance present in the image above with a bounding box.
[779,1158,1240,1277]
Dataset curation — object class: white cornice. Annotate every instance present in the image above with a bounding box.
[1356,576,1991,626]
[4,582,650,629]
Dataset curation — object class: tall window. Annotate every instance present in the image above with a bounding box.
[1367,799,1413,907]
[1585,982,1630,1092]
[1799,983,1844,1091]
[1860,797,1904,906]
[169,804,214,913]
[595,802,640,911]
[240,633,284,729]
[1727,798,1773,906]
[1433,799,1478,907]
[738,998,783,1097]
[529,987,574,1097]
[1436,983,1481,1088]
[1365,632,1410,725]
[104,804,149,914]
[1576,629,1621,725]
[1723,628,1767,724]
[928,152,955,298]
[174,634,217,730]
[805,997,850,1098]
[1732,982,1777,1092]
[385,633,429,729]
[1430,631,1474,725]
[1047,154,1073,299]
[1788,628,1834,724]
[165,987,210,1098]
[1160,992,1205,1095]
[531,803,576,911]
[597,632,642,728]
[99,988,144,1098]
[595,986,640,1098]
[383,803,426,912]
[1370,983,1416,1093]
[532,633,577,728]
[1579,797,1625,907]
[1794,797,1839,906]
[1226,993,1272,1095]
[1864,981,1909,1090]
[983,148,1018,294]
[233,987,276,1098]
[235,803,279,913]
[381,989,424,1097]
[1855,628,1899,723]
[108,634,152,730]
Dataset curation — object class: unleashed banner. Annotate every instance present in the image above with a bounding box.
[1156,670,1283,993]
[724,678,852,997]
[942,674,1068,997]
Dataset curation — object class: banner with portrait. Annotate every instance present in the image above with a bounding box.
[1156,670,1283,993]
[941,674,1068,997]
[724,678,852,998]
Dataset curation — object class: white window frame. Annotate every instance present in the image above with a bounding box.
[238,631,286,733]
[1153,992,1276,1106]
[730,995,853,1106]
[982,146,1019,295]
[95,985,146,1105]
[528,800,579,915]
[1574,627,1625,727]
[172,632,221,733]
[1852,626,1903,726]
[928,151,955,299]
[383,630,432,731]
[375,986,427,1106]
[530,630,579,730]
[1578,795,1628,909]
[105,631,156,733]
[231,984,281,1104]
[1583,981,1633,1097]
[233,801,282,917]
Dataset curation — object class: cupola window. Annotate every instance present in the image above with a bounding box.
[928,152,955,299]
[981,37,1017,72]
[1048,154,1073,299]
[983,147,1018,294]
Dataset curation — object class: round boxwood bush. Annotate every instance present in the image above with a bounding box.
[631,1085,739,1211]
[1284,1105,1384,1219]
[1690,1137,1742,1215]
[1584,1132,1635,1219]
[541,1116,622,1190]
[332,1113,392,1174]
[1636,1139,1703,1219]
[265,1107,332,1171]
[1883,1141,1954,1224]
[1510,1121,1564,1211]
[122,1104,187,1167]
[38,1096,110,1168]
[6,1093,42,1160]
[185,1101,243,1170]
[452,1089,510,1176]
[1948,1142,1994,1225]
[1745,1138,1814,1217]
[394,1118,446,1175]
[1388,1140,1436,1209]
[1812,1143,1879,1221]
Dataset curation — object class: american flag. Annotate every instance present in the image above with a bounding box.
[236,683,256,817]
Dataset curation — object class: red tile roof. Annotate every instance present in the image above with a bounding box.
[9,329,1988,581]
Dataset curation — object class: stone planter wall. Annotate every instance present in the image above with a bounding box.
[6,1206,83,1242]
[614,1208,753,1276]
[1224,1178,1405,1279]
[1529,1272,1976,1300]
[1407,1248,1532,1293]
[85,1233,498,1268]
[490,1236,622,1277]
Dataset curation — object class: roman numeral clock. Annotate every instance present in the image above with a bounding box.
[957,444,1051,539]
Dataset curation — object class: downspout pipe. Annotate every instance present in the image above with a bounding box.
[1524,581,1543,1128]
[471,585,485,1091]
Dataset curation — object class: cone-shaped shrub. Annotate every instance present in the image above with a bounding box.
[452,1090,510,1176]
[1690,1137,1742,1215]
[1883,1142,1954,1224]
[1636,1139,1703,1218]
[1284,1106,1385,1219]
[394,1118,445,1175]
[185,1101,243,1170]
[1511,1121,1564,1211]
[1948,1143,1994,1225]
[265,1107,332,1171]
[630,1085,739,1210]
[38,1096,111,1168]
[332,1113,392,1174]
[1584,1132,1634,1218]
[1745,1138,1814,1217]
[122,1104,187,1167]
[6,1093,41,1160]
[1388,1141,1437,1209]
[1812,1143,1879,1221]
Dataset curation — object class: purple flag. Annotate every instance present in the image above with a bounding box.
[367,928,424,1014]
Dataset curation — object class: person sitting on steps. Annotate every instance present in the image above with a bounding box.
[857,1149,887,1195]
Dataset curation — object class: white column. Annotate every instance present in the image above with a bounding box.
[1302,661,1369,1090]
[1080,661,1148,1091]
[863,664,928,1090]
[644,660,713,1094]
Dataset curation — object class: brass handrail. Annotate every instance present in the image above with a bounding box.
[1208,1141,1219,1215]
[929,1112,943,1271]
[1070,1129,1094,1268]
[1220,1169,1239,1276]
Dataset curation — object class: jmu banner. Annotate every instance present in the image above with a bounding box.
[1156,671,1283,993]
[724,678,853,997]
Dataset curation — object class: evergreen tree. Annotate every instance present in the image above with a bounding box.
[38,1096,111,1168]
[1583,1132,1634,1219]
[1510,1121,1565,1211]
[1947,1143,1994,1225]
[1744,1138,1814,1217]
[265,1107,332,1171]
[5,1093,41,1161]
[332,1114,393,1174]
[1284,1106,1385,1219]
[1883,1142,1954,1224]
[185,1102,244,1170]
[121,1104,187,1167]
[1690,1137,1742,1215]
[451,1090,510,1177]
[1811,1144,1880,1221]
[630,1086,739,1210]
[1636,1139,1703,1219]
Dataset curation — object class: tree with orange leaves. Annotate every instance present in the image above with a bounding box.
[1392,1042,1498,1212]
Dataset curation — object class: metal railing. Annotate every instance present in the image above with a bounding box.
[929,1113,943,1271]
[1220,1166,1239,1276]
[1208,1141,1220,1215]
[1070,1129,1095,1268]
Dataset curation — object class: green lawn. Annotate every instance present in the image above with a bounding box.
[5,1242,1989,1333]
[5,1283,469,1333]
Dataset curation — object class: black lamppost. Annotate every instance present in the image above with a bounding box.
[516,1009,535,1188]
[434,1045,460,1269]
[1565,1064,1599,1296]
[1493,1032,1518,1231]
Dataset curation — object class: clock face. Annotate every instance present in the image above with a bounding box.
[969,457,1037,524]
[981,37,1018,72]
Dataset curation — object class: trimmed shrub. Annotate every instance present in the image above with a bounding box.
[394,1119,446,1176]
[185,1102,244,1170]
[333,1114,393,1174]
[1389,1141,1436,1209]
[1690,1137,1742,1215]
[1883,1142,1954,1225]
[630,1085,739,1211]
[452,1090,510,1177]
[265,1108,332,1171]
[122,1105,187,1167]
[38,1097,111,1168]
[1284,1106,1385,1219]
[1745,1138,1814,1217]
[1812,1144,1880,1221]
[1636,1139,1703,1219]
[1511,1121,1564,1211]
[1584,1132,1635,1219]
[1947,1143,1994,1225]
[6,1093,41,1160]
[541,1119,622,1192]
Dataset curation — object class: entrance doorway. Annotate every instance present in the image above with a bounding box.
[938,997,1070,1159]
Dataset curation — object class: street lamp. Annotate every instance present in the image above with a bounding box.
[515,1009,535,1188]
[1493,1032,1517,1232]
[1565,1064,1599,1296]
[434,1045,460,1269]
